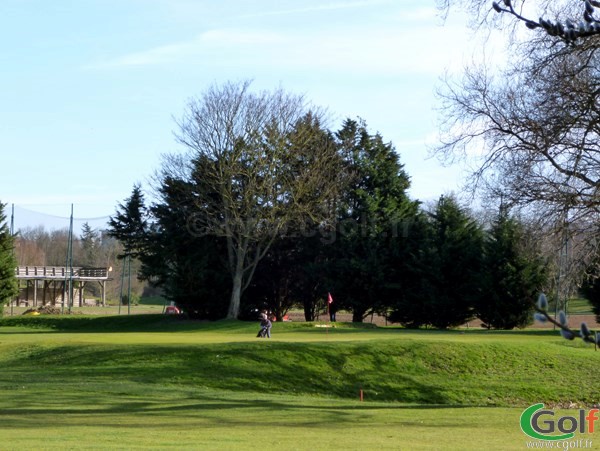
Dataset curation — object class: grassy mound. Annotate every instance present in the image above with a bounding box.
[1,316,599,407]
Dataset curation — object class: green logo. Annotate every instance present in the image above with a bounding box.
[520,403,600,441]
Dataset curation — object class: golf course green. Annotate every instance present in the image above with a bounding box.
[0,315,598,450]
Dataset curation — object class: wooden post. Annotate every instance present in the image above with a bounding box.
[78,282,84,307]
[100,281,106,307]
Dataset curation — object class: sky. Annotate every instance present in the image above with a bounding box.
[1,0,478,232]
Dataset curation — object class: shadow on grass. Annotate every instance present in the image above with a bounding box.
[1,331,597,415]
[0,340,455,405]
[0,389,491,430]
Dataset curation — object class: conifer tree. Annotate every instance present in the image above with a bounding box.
[143,176,230,319]
[0,202,18,311]
[321,119,420,322]
[108,184,148,260]
[421,195,483,329]
[80,222,100,267]
[167,82,344,319]
[476,208,547,329]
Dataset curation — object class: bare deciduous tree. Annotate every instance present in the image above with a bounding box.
[436,0,600,298]
[489,0,600,43]
[437,44,600,221]
[161,81,345,319]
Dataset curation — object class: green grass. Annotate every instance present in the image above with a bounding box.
[0,387,525,450]
[0,317,598,449]
[565,298,594,314]
[3,303,164,316]
[138,295,169,306]
[547,297,595,315]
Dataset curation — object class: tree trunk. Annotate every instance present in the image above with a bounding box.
[352,309,365,323]
[227,270,243,319]
[303,300,316,321]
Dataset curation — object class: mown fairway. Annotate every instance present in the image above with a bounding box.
[0,316,599,450]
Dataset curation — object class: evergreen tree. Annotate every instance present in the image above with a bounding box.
[476,209,547,329]
[142,175,230,319]
[321,119,420,322]
[579,263,600,323]
[107,184,148,260]
[386,212,433,328]
[255,224,332,322]
[420,195,483,329]
[108,185,151,308]
[168,82,344,319]
[243,237,303,321]
[80,222,100,267]
[243,114,344,321]
[0,202,18,311]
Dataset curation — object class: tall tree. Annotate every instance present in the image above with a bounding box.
[107,184,148,260]
[437,41,600,227]
[437,1,600,219]
[248,224,331,322]
[14,230,45,266]
[476,208,547,329]
[0,202,18,311]
[243,117,343,321]
[581,269,600,323]
[243,236,303,321]
[436,0,600,299]
[107,186,150,307]
[386,212,433,328]
[80,222,100,267]
[15,226,69,266]
[141,175,230,319]
[422,195,483,329]
[439,0,600,344]
[322,119,420,322]
[164,81,344,319]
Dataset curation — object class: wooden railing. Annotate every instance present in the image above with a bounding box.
[15,266,109,280]
[78,268,109,278]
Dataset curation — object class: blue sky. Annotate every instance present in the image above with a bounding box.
[1,0,474,231]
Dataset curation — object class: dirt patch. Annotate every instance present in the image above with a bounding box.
[22,305,76,315]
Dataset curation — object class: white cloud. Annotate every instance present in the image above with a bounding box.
[87,20,471,76]
[236,0,393,19]
[85,29,282,69]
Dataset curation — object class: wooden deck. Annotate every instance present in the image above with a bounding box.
[15,266,109,280]
[13,266,111,308]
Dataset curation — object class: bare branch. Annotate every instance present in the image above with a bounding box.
[159,81,346,318]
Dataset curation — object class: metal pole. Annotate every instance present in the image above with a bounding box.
[127,255,132,315]
[68,204,74,314]
[62,207,71,314]
[10,204,15,314]
[553,214,569,329]
[10,204,14,236]
[563,233,570,318]
[554,252,560,331]
[118,257,125,315]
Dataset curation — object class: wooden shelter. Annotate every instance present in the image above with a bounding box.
[13,266,111,308]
